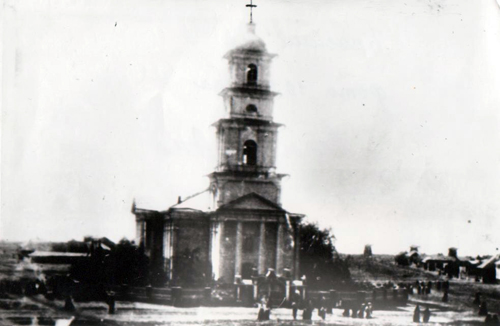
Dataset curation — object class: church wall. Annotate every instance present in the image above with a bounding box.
[219,221,237,283]
[216,122,279,171]
[240,128,258,146]
[225,96,274,119]
[139,213,165,270]
[280,230,296,276]
[229,57,272,88]
[220,180,279,205]
[241,221,260,277]
[173,217,211,281]
[256,129,277,168]
[220,127,240,167]
[264,222,278,272]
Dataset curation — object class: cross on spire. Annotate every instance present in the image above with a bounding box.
[246,0,257,24]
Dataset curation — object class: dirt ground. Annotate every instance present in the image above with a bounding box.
[0,292,491,326]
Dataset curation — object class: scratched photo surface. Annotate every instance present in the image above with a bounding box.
[2,0,500,325]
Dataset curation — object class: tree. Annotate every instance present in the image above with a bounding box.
[106,239,150,286]
[172,247,210,287]
[394,252,410,266]
[299,222,350,289]
[70,238,150,287]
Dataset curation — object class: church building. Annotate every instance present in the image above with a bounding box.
[132,15,304,286]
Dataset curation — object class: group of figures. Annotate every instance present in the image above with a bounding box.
[408,279,449,302]
[475,293,500,325]
[413,305,432,323]
[257,292,330,321]
[342,302,373,319]
[291,292,329,321]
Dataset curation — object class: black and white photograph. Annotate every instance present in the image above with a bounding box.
[2,0,500,325]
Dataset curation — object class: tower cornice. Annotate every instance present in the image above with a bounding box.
[211,118,283,128]
[220,87,279,98]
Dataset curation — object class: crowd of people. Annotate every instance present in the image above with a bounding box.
[341,302,373,319]
[256,291,330,321]
[406,279,449,302]
[254,279,499,323]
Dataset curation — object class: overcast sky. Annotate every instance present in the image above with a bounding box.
[2,0,500,256]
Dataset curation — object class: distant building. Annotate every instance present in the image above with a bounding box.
[477,255,499,284]
[422,254,455,273]
[132,21,304,285]
[364,245,372,257]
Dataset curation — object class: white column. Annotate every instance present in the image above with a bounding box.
[211,221,222,281]
[163,221,174,279]
[276,223,284,275]
[258,221,266,275]
[235,221,243,279]
[294,225,300,280]
[136,220,145,247]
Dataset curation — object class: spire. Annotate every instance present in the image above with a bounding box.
[247,22,256,34]
[246,0,257,24]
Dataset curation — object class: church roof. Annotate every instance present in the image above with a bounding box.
[478,254,500,269]
[169,188,215,212]
[133,197,169,213]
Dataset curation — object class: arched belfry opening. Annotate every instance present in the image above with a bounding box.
[243,140,257,165]
[247,64,258,85]
[246,104,258,114]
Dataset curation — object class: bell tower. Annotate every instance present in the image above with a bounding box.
[209,22,286,208]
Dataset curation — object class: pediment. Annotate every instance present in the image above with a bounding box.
[217,192,285,212]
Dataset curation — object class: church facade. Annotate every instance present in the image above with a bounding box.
[132,22,304,286]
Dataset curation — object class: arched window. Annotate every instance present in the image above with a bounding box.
[247,64,258,85]
[246,104,258,114]
[243,140,257,165]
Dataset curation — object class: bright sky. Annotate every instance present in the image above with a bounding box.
[2,0,500,256]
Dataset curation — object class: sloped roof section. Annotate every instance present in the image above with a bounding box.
[169,188,215,212]
[217,192,285,212]
[478,255,500,269]
[134,194,180,213]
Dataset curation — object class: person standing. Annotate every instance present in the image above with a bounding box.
[423,307,431,322]
[257,295,268,321]
[479,301,488,316]
[413,305,421,323]
[303,299,313,320]
[473,292,481,305]
[365,302,373,319]
[442,291,449,303]
[291,290,301,320]
[358,303,365,318]
[318,296,327,320]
